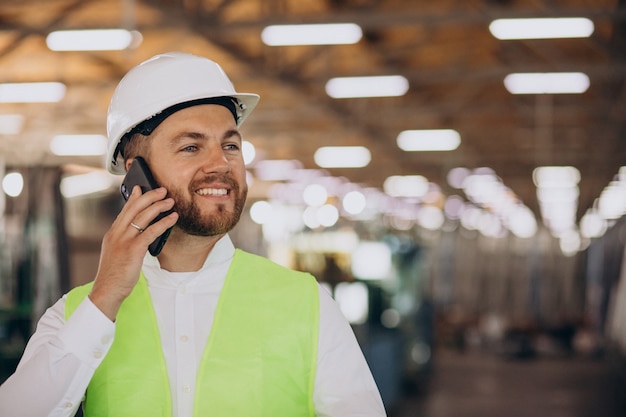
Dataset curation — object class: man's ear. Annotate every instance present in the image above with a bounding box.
[124,158,135,172]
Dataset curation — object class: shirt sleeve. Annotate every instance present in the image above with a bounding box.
[0,295,116,417]
[314,285,387,417]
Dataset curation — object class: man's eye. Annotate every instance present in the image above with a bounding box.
[224,143,240,151]
[182,145,198,152]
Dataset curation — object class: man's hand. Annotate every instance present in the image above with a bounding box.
[89,186,178,321]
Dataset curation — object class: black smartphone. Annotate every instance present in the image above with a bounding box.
[120,156,174,256]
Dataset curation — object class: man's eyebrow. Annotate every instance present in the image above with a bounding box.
[168,129,242,143]
[224,129,242,141]
[168,132,206,144]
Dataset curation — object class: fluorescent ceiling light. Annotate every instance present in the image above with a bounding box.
[598,182,626,220]
[537,186,579,203]
[46,29,141,51]
[342,190,367,215]
[334,282,369,323]
[0,82,66,103]
[507,205,538,238]
[326,75,409,98]
[303,184,328,207]
[504,72,590,94]
[2,172,24,197]
[60,171,115,198]
[580,210,606,238]
[254,159,303,181]
[351,242,392,280]
[489,18,594,40]
[261,23,362,46]
[50,134,107,156]
[242,140,256,165]
[397,129,461,151]
[533,166,580,188]
[314,146,371,168]
[384,175,429,198]
[0,114,25,134]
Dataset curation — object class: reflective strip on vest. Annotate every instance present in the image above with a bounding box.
[66,249,319,417]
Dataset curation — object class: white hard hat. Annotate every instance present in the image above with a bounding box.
[106,52,260,174]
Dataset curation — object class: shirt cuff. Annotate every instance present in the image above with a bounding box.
[57,297,116,369]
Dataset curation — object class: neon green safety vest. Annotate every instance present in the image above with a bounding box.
[65,249,319,417]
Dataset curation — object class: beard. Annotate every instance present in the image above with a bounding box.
[167,174,247,237]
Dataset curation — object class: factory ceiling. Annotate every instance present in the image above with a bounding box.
[1,0,625,231]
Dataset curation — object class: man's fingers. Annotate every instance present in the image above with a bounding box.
[129,197,177,233]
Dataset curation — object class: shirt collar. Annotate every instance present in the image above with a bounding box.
[142,234,236,272]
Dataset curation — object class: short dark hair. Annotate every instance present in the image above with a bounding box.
[119,133,151,171]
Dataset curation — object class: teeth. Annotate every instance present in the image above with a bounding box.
[196,188,228,196]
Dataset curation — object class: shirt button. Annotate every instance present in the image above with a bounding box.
[179,286,187,294]
[182,385,191,393]
[93,350,103,359]
[101,336,111,345]
[180,335,189,343]
[65,402,73,409]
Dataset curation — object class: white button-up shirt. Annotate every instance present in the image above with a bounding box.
[0,235,386,417]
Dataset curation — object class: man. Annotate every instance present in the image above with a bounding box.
[0,52,386,416]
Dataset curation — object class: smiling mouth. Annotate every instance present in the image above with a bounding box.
[196,188,228,196]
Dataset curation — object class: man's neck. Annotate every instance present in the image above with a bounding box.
[156,229,224,272]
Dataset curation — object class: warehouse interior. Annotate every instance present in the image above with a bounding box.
[1,0,626,415]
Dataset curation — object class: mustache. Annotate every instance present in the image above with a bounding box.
[189,174,240,191]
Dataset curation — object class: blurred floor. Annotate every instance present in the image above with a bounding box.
[389,348,626,417]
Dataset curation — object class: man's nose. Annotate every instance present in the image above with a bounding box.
[202,146,230,173]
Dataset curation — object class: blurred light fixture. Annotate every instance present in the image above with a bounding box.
[303,206,321,229]
[597,181,626,220]
[249,200,273,225]
[317,204,340,227]
[447,167,471,189]
[351,242,391,280]
[459,168,537,238]
[342,190,367,215]
[0,82,66,103]
[533,166,580,188]
[476,211,505,238]
[397,129,461,151]
[559,229,581,256]
[0,114,25,134]
[460,204,482,231]
[302,204,340,229]
[504,72,590,94]
[618,166,626,182]
[417,206,445,230]
[254,159,303,181]
[2,172,24,197]
[303,184,328,207]
[259,203,305,243]
[383,175,429,198]
[444,195,465,219]
[586,166,626,225]
[261,23,362,46]
[50,134,107,156]
[242,140,256,165]
[534,166,580,236]
[292,230,359,253]
[335,282,369,324]
[506,205,538,238]
[489,17,594,40]
[60,171,115,198]
[326,75,409,98]
[580,209,607,238]
[314,146,371,168]
[381,309,401,329]
[46,29,142,51]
